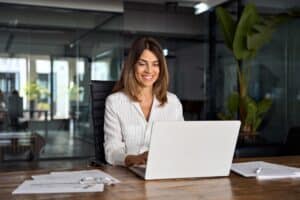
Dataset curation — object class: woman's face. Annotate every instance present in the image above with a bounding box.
[135,49,160,89]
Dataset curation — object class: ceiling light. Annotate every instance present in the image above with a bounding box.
[163,49,168,56]
[194,2,210,15]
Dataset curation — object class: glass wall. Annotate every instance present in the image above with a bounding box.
[0,1,206,161]
[0,4,123,160]
[286,19,300,128]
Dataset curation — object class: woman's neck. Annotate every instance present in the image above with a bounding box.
[138,86,153,102]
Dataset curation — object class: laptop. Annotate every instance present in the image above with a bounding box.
[129,120,241,180]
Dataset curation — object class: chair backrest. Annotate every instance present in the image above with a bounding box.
[90,80,115,164]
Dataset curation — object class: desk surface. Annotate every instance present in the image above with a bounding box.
[1,156,300,200]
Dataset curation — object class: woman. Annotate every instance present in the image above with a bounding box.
[104,37,183,166]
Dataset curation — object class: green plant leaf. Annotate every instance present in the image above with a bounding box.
[24,82,49,101]
[247,14,291,51]
[243,96,257,126]
[257,98,272,116]
[233,3,260,60]
[217,113,233,120]
[253,118,262,132]
[227,92,239,116]
[247,31,273,52]
[216,7,236,51]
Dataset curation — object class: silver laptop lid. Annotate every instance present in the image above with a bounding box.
[145,121,241,180]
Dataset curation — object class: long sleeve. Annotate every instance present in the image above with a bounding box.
[103,97,127,166]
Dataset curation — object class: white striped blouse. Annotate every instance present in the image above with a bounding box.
[103,91,184,166]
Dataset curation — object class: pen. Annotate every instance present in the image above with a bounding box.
[255,167,262,175]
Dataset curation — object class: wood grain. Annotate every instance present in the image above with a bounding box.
[1,156,300,200]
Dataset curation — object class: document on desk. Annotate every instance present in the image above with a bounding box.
[32,169,120,184]
[12,169,119,194]
[13,180,104,194]
[231,161,300,180]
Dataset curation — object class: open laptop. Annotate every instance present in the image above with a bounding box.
[129,120,241,180]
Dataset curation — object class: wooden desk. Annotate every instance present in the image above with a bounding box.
[1,156,300,200]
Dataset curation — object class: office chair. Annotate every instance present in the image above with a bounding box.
[90,80,115,166]
[181,100,204,120]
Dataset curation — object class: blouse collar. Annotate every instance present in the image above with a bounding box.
[131,95,160,122]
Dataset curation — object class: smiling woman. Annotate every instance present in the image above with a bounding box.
[103,37,184,166]
[134,49,160,89]
[113,37,169,105]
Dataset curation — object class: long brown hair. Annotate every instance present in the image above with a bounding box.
[113,37,169,105]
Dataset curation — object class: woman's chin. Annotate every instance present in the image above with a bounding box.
[137,79,155,87]
[139,82,155,88]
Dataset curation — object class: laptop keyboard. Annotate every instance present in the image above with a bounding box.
[133,165,146,174]
[130,165,146,177]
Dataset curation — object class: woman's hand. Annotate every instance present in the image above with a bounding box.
[124,151,148,167]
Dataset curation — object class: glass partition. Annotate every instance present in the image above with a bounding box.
[0,4,123,160]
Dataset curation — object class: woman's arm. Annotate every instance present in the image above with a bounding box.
[125,151,148,167]
[103,97,127,165]
[104,96,149,166]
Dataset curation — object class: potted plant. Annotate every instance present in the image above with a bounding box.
[24,82,49,118]
[24,82,41,101]
[216,3,292,136]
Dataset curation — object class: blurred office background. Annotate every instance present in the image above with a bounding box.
[0,0,299,163]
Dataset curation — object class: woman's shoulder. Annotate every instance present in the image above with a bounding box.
[166,92,181,104]
[106,91,131,104]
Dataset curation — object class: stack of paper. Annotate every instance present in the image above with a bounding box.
[231,161,300,180]
[12,169,120,194]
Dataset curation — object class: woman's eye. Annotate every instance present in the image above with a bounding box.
[137,62,145,66]
[153,63,159,67]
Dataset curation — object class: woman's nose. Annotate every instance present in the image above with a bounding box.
[145,64,152,73]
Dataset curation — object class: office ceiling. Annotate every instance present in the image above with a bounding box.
[124,0,199,6]
[125,0,300,9]
[124,0,228,8]
[0,0,298,12]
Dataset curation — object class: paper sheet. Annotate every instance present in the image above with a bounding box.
[12,169,119,194]
[256,167,300,180]
[231,161,300,179]
[32,169,120,184]
[13,180,104,194]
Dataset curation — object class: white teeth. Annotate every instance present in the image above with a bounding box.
[142,75,153,80]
